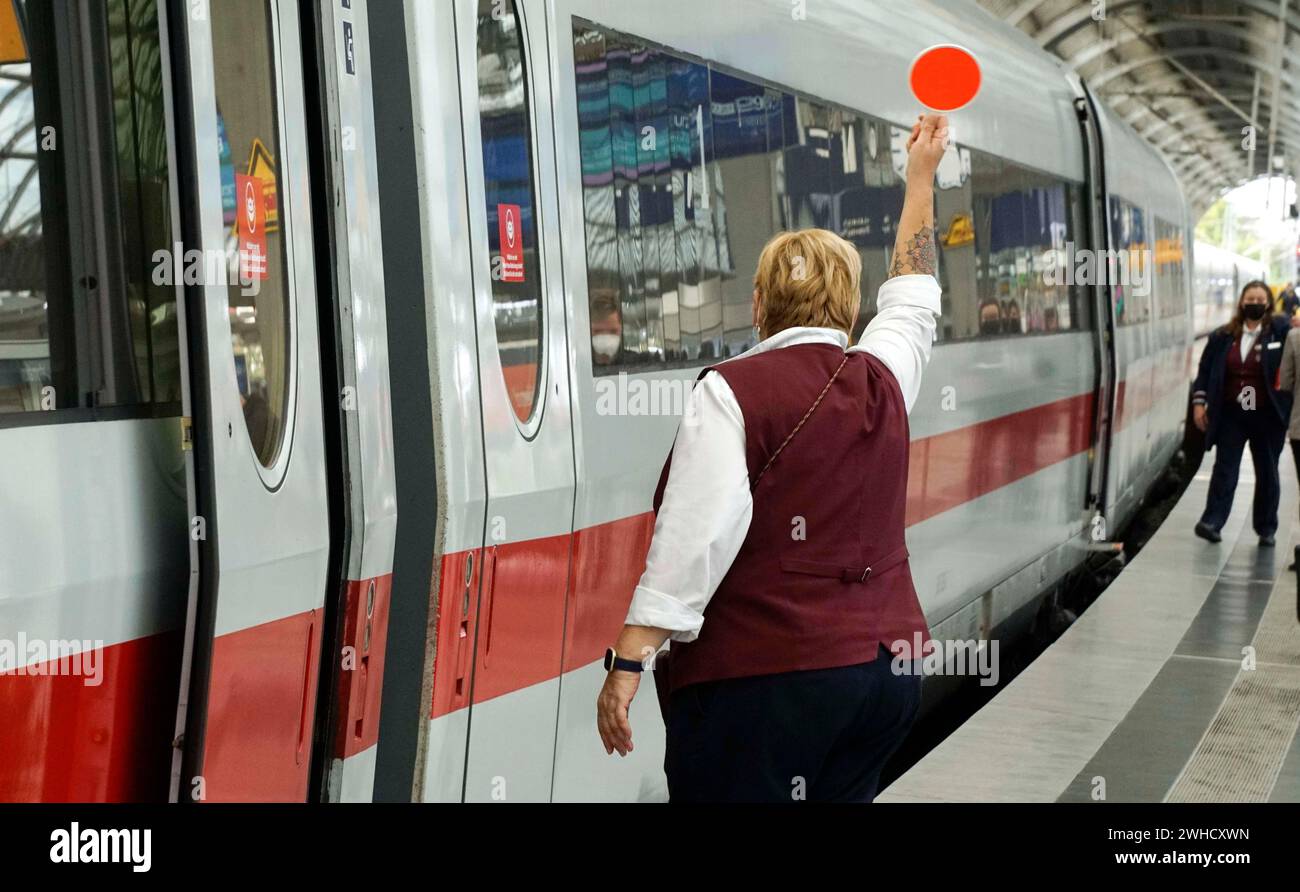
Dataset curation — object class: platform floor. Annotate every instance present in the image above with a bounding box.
[880,452,1300,803]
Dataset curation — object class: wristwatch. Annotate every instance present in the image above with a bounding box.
[604,647,644,674]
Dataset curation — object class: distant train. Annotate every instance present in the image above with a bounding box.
[1191,241,1270,337]
[0,0,1241,803]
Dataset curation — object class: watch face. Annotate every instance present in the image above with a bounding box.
[603,647,615,671]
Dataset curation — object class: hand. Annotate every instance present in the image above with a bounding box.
[905,113,950,185]
[1194,404,1208,432]
[596,670,640,757]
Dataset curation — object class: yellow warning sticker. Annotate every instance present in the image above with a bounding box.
[246,138,279,233]
[0,0,27,65]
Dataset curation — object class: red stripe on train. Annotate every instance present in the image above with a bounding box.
[432,390,1114,718]
[199,609,321,802]
[0,633,181,802]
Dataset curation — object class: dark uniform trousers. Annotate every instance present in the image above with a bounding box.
[664,645,921,803]
[1201,404,1287,536]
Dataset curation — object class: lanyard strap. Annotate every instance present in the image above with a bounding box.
[751,355,849,492]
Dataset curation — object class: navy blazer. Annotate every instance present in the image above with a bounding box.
[1192,315,1293,448]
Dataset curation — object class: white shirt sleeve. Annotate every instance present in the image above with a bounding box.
[623,372,753,642]
[849,273,942,414]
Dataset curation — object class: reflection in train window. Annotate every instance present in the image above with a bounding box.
[1154,216,1187,318]
[210,0,290,465]
[0,0,179,417]
[572,21,1098,373]
[475,0,543,423]
[1110,197,1151,326]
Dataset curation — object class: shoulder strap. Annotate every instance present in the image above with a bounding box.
[751,354,849,492]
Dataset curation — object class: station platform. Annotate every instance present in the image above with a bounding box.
[881,456,1300,803]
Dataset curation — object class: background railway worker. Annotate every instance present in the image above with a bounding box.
[1193,280,1293,546]
[1279,282,1299,319]
[595,113,949,803]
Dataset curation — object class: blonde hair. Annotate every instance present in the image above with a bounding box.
[753,229,863,339]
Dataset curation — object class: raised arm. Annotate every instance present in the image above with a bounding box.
[854,114,948,412]
[887,114,948,279]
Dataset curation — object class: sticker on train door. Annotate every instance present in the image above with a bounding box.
[497,203,525,283]
[237,174,269,281]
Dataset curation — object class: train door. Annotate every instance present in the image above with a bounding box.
[163,0,332,802]
[455,0,577,802]
[1076,89,1117,523]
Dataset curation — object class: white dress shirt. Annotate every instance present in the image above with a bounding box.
[1240,322,1260,361]
[624,273,943,642]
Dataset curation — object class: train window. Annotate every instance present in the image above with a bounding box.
[0,0,179,418]
[711,70,778,358]
[1110,197,1150,326]
[572,21,1092,366]
[965,153,1088,339]
[210,0,291,466]
[1154,216,1187,319]
[475,0,543,423]
[837,113,905,341]
[932,136,975,342]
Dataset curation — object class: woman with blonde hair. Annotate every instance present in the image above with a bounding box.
[595,114,949,802]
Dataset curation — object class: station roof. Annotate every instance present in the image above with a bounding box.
[977,0,1298,217]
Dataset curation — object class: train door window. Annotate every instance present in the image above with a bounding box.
[209,0,292,467]
[1,0,178,418]
[475,0,543,424]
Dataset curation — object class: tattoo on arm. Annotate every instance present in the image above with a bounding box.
[888,225,937,278]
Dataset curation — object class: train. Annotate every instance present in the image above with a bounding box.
[0,0,1263,803]
[1191,241,1268,338]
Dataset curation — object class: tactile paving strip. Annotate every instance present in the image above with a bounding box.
[1166,570,1300,803]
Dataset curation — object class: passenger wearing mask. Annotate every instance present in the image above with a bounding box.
[1192,281,1293,545]
[978,299,1002,337]
[589,290,627,367]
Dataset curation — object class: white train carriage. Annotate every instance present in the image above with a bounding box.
[0,0,1193,803]
[1191,241,1268,338]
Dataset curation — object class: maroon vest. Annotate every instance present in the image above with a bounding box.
[655,342,931,693]
[1223,334,1266,406]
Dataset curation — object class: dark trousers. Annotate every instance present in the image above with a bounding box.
[1200,405,1287,536]
[664,646,921,803]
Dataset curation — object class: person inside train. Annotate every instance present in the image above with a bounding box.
[594,113,950,802]
[978,298,1003,336]
[589,288,626,368]
[1192,280,1294,546]
[1003,298,1022,334]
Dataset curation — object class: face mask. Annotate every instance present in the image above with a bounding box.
[591,334,621,360]
[1242,304,1267,321]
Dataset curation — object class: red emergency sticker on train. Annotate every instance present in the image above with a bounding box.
[498,203,525,283]
[237,173,269,281]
